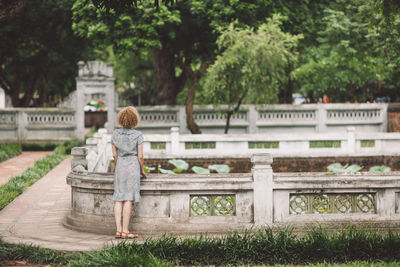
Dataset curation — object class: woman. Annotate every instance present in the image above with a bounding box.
[111,106,146,239]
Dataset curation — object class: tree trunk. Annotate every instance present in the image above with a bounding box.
[186,77,201,133]
[153,48,184,105]
[224,111,233,134]
[184,61,211,134]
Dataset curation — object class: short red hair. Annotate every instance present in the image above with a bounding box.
[117,106,140,129]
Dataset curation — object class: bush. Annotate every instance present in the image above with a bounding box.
[21,143,58,151]
[63,139,83,155]
[0,144,22,163]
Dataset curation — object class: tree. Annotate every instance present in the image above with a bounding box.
[0,0,92,107]
[293,1,400,102]
[203,15,302,133]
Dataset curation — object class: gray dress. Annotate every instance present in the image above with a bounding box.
[111,129,143,202]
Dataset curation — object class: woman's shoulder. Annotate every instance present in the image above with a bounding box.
[113,128,142,137]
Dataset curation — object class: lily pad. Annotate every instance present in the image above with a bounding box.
[369,166,391,172]
[208,164,230,173]
[159,168,175,174]
[168,159,189,171]
[192,166,210,174]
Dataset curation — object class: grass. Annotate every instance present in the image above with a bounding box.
[0,143,22,163]
[1,226,400,266]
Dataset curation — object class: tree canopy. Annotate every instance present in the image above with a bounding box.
[203,15,302,133]
[0,0,92,107]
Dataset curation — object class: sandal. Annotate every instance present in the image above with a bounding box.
[121,232,138,239]
[115,231,122,239]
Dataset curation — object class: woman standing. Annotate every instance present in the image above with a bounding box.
[111,106,146,239]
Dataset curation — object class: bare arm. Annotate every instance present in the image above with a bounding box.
[138,143,146,178]
[112,144,118,163]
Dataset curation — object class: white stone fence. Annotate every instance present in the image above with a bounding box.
[86,127,400,171]
[0,108,78,143]
[65,151,400,234]
[123,103,388,134]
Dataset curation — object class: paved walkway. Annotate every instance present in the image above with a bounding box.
[0,158,121,251]
[0,152,52,186]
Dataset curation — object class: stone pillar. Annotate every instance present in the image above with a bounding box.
[71,147,88,173]
[76,61,116,140]
[316,104,327,132]
[178,106,188,134]
[17,109,27,142]
[347,127,356,153]
[86,137,98,172]
[248,105,258,134]
[251,153,273,225]
[171,127,180,155]
[0,88,5,109]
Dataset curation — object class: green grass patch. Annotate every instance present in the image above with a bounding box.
[1,226,400,266]
[0,143,22,163]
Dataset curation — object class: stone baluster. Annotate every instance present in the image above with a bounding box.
[251,153,273,225]
[71,147,88,173]
[86,138,98,172]
[347,126,356,153]
[171,127,180,155]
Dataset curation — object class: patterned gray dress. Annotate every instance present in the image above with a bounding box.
[111,129,143,202]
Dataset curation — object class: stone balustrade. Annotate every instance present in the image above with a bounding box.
[88,127,400,169]
[117,103,388,134]
[65,152,400,234]
[0,108,78,143]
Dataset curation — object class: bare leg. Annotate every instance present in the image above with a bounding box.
[122,200,133,233]
[114,201,123,233]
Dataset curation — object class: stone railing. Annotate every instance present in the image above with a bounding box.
[0,108,78,143]
[115,103,388,134]
[89,127,400,162]
[65,152,400,234]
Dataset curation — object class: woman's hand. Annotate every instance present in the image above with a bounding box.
[140,170,147,178]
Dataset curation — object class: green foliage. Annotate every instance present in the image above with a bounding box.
[0,238,68,266]
[144,166,156,173]
[294,0,400,102]
[192,166,210,174]
[203,15,301,132]
[327,163,363,173]
[0,0,93,107]
[68,242,171,267]
[21,143,58,151]
[0,144,22,163]
[2,227,400,266]
[63,139,83,155]
[168,159,189,171]
[369,166,391,172]
[208,164,230,174]
[158,168,175,174]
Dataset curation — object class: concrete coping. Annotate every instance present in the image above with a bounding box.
[86,138,98,145]
[251,153,273,166]
[71,147,88,157]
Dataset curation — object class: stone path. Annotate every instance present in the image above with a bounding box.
[0,152,52,186]
[0,158,122,251]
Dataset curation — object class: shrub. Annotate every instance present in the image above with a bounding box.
[0,144,22,163]
[63,139,83,155]
[21,143,57,151]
